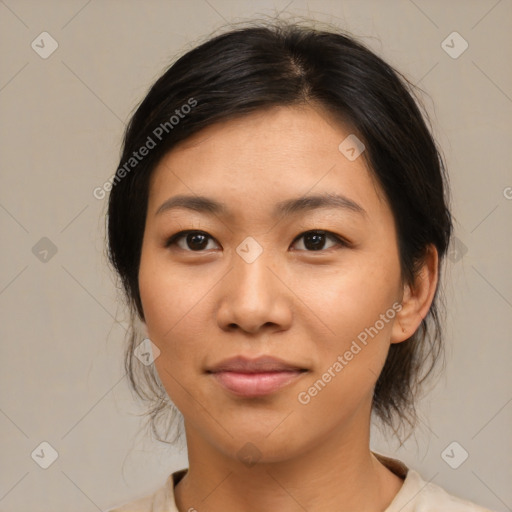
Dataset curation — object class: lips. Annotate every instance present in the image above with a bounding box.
[208,355,305,373]
[207,356,307,397]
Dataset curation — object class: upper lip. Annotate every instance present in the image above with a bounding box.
[207,356,306,374]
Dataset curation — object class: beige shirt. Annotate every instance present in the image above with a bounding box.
[108,452,493,511]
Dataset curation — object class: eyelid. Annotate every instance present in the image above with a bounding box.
[165,229,220,250]
[290,230,350,251]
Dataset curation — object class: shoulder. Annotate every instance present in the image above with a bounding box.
[107,494,154,512]
[390,468,495,512]
[106,470,185,512]
[372,452,494,512]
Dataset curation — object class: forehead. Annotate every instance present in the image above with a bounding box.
[147,105,388,221]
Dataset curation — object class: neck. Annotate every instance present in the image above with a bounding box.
[174,406,403,512]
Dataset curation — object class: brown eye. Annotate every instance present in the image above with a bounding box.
[185,232,208,250]
[291,230,345,251]
[166,231,219,251]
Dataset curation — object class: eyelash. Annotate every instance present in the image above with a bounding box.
[164,229,350,252]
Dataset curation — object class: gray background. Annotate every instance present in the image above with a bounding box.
[0,0,511,511]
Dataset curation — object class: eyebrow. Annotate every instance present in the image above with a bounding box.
[155,192,366,218]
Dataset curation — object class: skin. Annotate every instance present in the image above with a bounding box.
[138,105,438,512]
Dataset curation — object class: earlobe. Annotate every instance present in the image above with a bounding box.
[391,245,439,344]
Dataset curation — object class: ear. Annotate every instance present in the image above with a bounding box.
[391,244,439,344]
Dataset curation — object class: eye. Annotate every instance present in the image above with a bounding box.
[290,230,347,251]
[165,230,220,251]
[165,229,348,253]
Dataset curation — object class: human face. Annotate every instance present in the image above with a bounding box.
[138,105,405,462]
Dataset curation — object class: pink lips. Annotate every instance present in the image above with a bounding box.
[207,356,306,398]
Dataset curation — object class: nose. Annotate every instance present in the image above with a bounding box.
[216,247,293,335]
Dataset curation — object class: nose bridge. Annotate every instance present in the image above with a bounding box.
[231,241,275,304]
[216,238,291,332]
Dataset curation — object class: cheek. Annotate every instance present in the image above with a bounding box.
[294,312,394,430]
[139,247,207,338]
[293,255,401,396]
[295,254,401,339]
[143,285,211,416]
[138,253,200,386]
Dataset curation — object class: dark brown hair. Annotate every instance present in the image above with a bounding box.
[107,20,452,444]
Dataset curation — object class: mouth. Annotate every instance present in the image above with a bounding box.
[210,370,307,397]
[206,356,308,398]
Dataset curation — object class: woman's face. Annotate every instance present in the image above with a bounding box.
[138,105,406,462]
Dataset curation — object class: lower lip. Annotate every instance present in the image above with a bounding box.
[211,371,304,397]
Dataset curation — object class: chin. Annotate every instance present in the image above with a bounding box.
[218,427,308,465]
